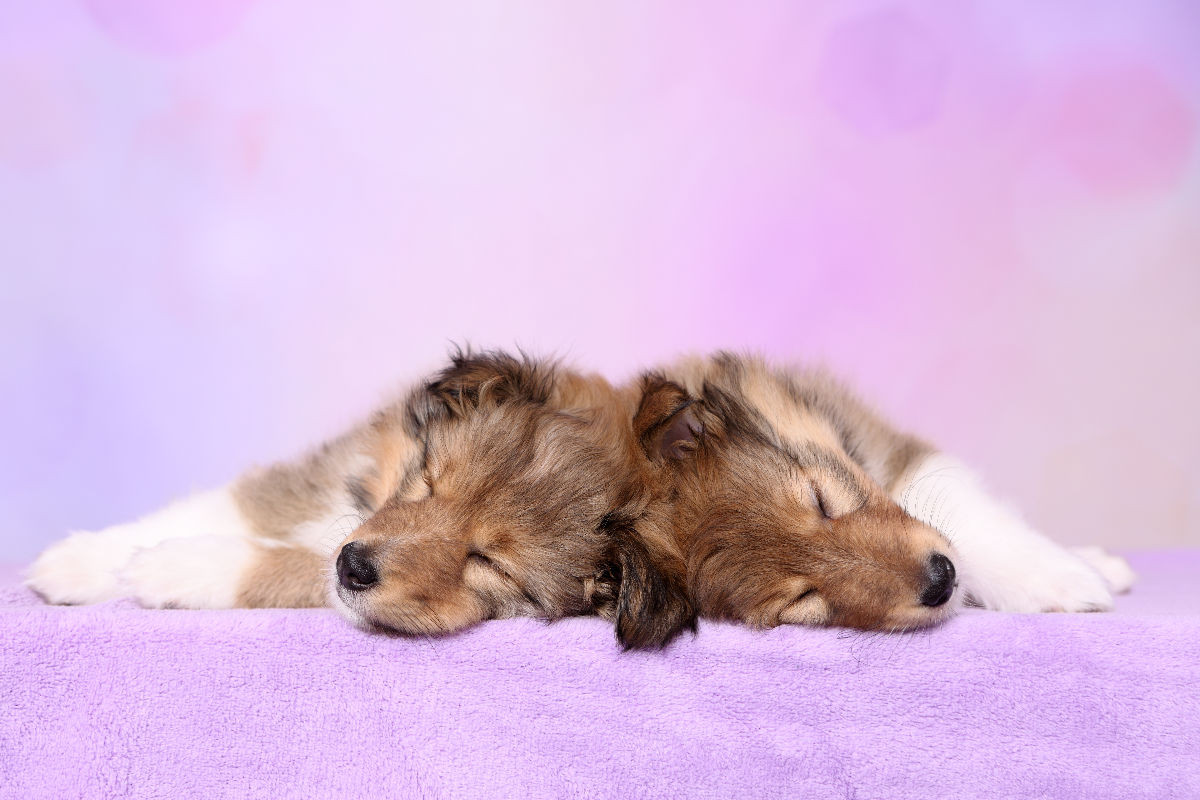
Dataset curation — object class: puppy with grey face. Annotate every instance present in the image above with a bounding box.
[624,352,1136,637]
[27,350,692,648]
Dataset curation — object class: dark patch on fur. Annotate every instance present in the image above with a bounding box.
[609,525,696,650]
[346,476,376,516]
[696,382,777,452]
[427,347,556,414]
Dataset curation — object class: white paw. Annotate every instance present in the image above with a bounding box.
[896,453,1121,615]
[963,543,1115,613]
[26,530,135,604]
[120,536,256,609]
[27,487,256,606]
[1070,546,1136,594]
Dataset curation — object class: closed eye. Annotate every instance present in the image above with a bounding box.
[810,484,831,519]
[467,550,500,571]
[467,551,522,586]
[779,587,825,625]
[467,551,541,611]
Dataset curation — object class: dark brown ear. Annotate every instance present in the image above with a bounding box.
[426,348,554,413]
[604,524,696,650]
[634,375,704,462]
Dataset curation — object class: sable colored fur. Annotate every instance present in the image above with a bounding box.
[28,348,1133,648]
[28,349,693,647]
[625,352,1134,636]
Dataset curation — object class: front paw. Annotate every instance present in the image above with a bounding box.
[26,531,131,604]
[120,536,254,609]
[1070,546,1136,594]
[966,546,1115,614]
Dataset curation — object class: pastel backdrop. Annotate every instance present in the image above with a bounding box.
[1,0,1197,562]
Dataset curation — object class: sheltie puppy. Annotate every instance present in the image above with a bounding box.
[27,351,692,648]
[629,352,1136,636]
[27,348,1134,648]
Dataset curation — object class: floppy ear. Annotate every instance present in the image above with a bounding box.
[603,524,696,650]
[426,348,554,413]
[633,376,704,462]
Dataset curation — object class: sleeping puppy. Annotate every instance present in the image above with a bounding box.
[27,350,692,648]
[630,352,1136,634]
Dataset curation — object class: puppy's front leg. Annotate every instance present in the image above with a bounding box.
[28,386,426,609]
[28,425,387,608]
[893,453,1134,612]
[26,487,259,606]
[120,537,329,609]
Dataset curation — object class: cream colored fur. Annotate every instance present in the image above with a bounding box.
[894,453,1134,612]
[26,487,262,607]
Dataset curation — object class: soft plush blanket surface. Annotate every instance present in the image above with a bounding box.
[2,551,1197,800]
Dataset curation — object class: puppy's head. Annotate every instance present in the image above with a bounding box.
[635,373,959,633]
[331,351,623,636]
[330,350,695,648]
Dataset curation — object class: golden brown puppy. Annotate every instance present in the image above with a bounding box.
[28,350,693,648]
[333,352,692,646]
[628,352,1135,634]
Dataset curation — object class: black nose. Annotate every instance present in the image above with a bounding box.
[920,553,956,607]
[337,542,379,591]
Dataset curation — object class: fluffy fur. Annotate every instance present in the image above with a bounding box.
[895,453,1132,611]
[27,348,1132,648]
[27,488,260,607]
[28,350,690,647]
[629,352,1134,638]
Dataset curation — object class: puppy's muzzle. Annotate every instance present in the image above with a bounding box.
[337,542,379,591]
[919,553,956,607]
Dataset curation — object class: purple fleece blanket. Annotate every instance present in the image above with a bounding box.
[2,552,1197,800]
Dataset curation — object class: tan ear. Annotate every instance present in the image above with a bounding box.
[633,376,704,463]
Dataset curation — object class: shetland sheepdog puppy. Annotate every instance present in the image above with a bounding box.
[628,352,1135,637]
[27,351,692,648]
[28,349,1133,648]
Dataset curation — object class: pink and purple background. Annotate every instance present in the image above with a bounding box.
[2,1,1197,562]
